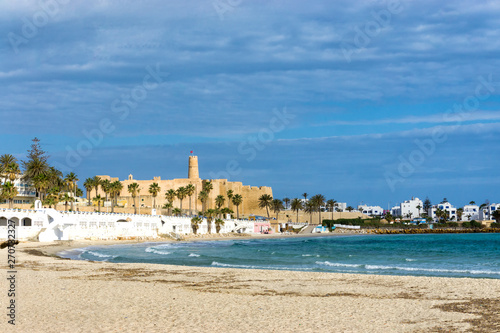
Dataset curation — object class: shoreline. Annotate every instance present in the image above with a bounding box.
[2,235,500,332]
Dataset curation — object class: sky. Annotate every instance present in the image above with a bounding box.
[1,0,500,209]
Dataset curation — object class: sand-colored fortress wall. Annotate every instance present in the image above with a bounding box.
[94,156,272,216]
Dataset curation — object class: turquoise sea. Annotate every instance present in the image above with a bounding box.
[59,233,500,279]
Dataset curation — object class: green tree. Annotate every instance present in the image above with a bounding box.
[0,154,18,178]
[346,206,354,212]
[198,190,209,214]
[148,182,161,208]
[91,176,101,199]
[61,193,72,211]
[185,184,196,216]
[64,172,78,211]
[83,178,94,206]
[304,201,314,223]
[202,181,213,209]
[326,199,337,220]
[32,174,50,201]
[226,190,234,209]
[215,218,225,233]
[311,194,326,224]
[101,179,112,211]
[22,138,49,190]
[283,197,290,210]
[215,195,225,210]
[128,183,140,214]
[191,216,202,234]
[165,189,177,215]
[1,181,18,208]
[231,194,243,219]
[176,187,187,213]
[492,210,500,223]
[93,195,103,212]
[258,194,273,218]
[423,197,432,214]
[271,199,284,220]
[110,181,123,213]
[384,212,394,223]
[302,193,308,201]
[290,198,303,223]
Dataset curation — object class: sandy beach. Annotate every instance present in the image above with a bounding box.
[2,236,500,333]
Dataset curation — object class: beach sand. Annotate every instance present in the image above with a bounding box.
[1,237,499,333]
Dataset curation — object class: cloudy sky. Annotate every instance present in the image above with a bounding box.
[1,0,500,208]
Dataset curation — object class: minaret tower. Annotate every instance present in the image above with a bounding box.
[188,156,200,179]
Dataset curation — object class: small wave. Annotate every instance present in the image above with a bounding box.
[145,247,171,255]
[364,265,500,275]
[86,251,116,259]
[315,261,362,268]
[302,254,313,257]
[211,261,313,271]
[405,258,417,262]
[189,253,200,257]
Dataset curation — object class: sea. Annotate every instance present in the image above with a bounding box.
[59,233,500,279]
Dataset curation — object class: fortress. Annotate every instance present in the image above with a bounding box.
[96,156,273,216]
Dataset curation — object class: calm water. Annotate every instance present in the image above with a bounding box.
[59,233,500,279]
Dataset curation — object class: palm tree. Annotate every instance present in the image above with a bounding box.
[4,162,20,182]
[290,198,303,223]
[311,194,326,224]
[176,187,187,214]
[202,181,213,209]
[64,172,78,211]
[93,195,103,212]
[302,193,308,201]
[326,199,337,220]
[221,207,233,219]
[346,206,354,212]
[110,181,123,213]
[198,190,209,214]
[172,208,182,216]
[226,190,234,209]
[215,195,225,210]
[83,178,93,206]
[46,186,61,210]
[148,183,161,208]
[232,194,243,219]
[206,208,218,233]
[61,193,72,211]
[1,182,18,209]
[215,218,225,233]
[304,201,315,223]
[101,179,112,211]
[0,154,17,177]
[283,197,290,210]
[128,183,140,214]
[271,199,284,220]
[185,184,195,216]
[91,176,101,198]
[191,216,202,234]
[258,194,273,218]
[165,189,176,215]
[492,210,500,223]
[469,201,476,205]
[32,173,50,200]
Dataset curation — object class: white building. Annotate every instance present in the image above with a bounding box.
[358,204,384,216]
[400,197,423,219]
[428,202,457,222]
[0,175,37,205]
[479,203,500,221]
[461,205,480,221]
[390,205,401,217]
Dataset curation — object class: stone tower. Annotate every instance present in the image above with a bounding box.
[188,156,200,179]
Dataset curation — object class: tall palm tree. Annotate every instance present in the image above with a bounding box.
[206,209,218,233]
[0,154,17,177]
[226,190,234,209]
[258,194,273,218]
[326,199,337,220]
[128,183,140,214]
[46,186,61,210]
[202,181,213,209]
[290,198,303,223]
[61,193,72,211]
[165,189,177,215]
[172,208,182,216]
[176,187,188,214]
[215,218,225,233]
[191,216,202,234]
[91,176,101,198]
[110,181,123,213]
[215,195,225,210]
[311,194,326,224]
[1,182,18,208]
[148,182,161,208]
[271,199,284,220]
[282,197,290,210]
[232,194,243,219]
[64,172,78,211]
[198,190,209,214]
[93,195,103,212]
[469,201,476,205]
[101,179,112,211]
[32,173,50,200]
[185,184,195,216]
[83,178,93,206]
[4,162,20,182]
[302,193,308,201]
[304,201,315,224]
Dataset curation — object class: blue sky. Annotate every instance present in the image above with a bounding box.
[1,0,499,208]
